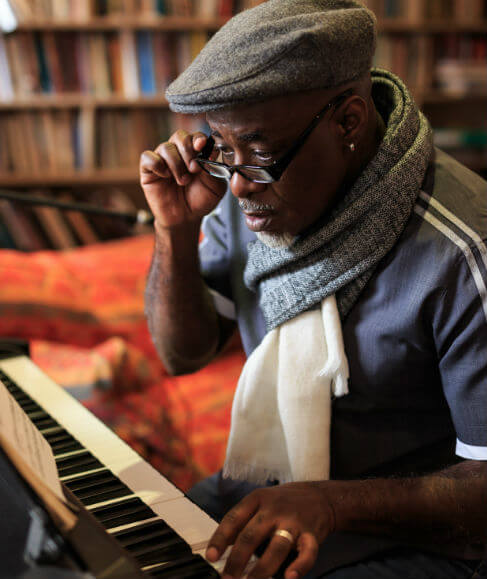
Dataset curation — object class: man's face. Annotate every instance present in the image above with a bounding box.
[206,90,348,240]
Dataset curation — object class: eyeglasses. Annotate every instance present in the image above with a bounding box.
[196,89,352,184]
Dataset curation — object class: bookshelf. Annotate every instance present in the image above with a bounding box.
[365,0,487,175]
[0,0,485,250]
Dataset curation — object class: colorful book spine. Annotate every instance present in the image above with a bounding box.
[136,30,156,95]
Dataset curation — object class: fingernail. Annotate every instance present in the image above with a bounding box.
[206,546,219,562]
[287,571,299,579]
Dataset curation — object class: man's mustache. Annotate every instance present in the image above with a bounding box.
[238,200,275,212]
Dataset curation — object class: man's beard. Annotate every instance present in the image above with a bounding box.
[238,200,296,249]
[255,231,296,249]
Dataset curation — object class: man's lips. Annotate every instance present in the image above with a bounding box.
[242,210,275,231]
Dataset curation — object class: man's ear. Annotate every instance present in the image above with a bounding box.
[335,95,368,149]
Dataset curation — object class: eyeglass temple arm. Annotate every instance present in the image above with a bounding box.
[266,90,353,179]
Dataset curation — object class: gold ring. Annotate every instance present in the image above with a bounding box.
[274,529,295,544]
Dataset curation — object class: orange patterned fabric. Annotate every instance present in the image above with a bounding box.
[0,235,244,491]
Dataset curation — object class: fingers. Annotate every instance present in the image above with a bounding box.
[169,129,208,174]
[206,485,322,579]
[206,494,260,564]
[284,532,319,579]
[139,130,209,187]
[247,528,297,579]
[139,149,171,182]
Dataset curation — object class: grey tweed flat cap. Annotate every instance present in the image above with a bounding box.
[165,0,377,113]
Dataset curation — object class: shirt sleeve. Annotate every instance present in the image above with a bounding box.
[198,199,236,321]
[433,241,487,460]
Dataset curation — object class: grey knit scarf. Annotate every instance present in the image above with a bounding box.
[244,69,434,331]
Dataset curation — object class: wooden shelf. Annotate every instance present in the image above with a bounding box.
[422,20,487,33]
[1,90,483,110]
[420,91,487,104]
[0,169,139,187]
[378,19,487,33]
[12,16,228,31]
[11,16,487,33]
[0,95,170,109]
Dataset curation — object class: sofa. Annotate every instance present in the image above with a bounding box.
[0,233,245,491]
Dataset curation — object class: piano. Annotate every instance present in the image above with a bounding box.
[0,354,228,579]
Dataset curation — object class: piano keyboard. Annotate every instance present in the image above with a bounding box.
[0,355,223,578]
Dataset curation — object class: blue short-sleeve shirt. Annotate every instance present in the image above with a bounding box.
[199,148,487,479]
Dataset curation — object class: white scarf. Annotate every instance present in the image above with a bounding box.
[223,295,349,484]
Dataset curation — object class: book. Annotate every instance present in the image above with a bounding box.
[152,31,176,91]
[59,191,101,245]
[0,33,14,99]
[119,29,139,98]
[89,32,111,96]
[136,30,156,95]
[33,197,78,249]
[0,200,47,251]
[43,30,64,93]
[107,32,124,94]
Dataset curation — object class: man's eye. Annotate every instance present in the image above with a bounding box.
[216,147,234,163]
[254,151,274,164]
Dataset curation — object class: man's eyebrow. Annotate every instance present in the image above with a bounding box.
[210,129,270,144]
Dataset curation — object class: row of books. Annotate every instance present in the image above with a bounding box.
[0,188,142,251]
[3,29,485,103]
[3,0,262,22]
[0,29,206,100]
[96,108,205,169]
[363,0,486,20]
[434,35,487,93]
[374,36,425,91]
[0,109,204,174]
[373,34,487,92]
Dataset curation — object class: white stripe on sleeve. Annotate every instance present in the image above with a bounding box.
[208,288,236,320]
[456,439,487,460]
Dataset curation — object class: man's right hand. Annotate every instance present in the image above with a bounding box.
[140,130,227,230]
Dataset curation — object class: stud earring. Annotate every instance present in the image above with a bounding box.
[349,143,355,152]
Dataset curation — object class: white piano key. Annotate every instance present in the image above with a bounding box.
[0,356,216,551]
[150,496,218,552]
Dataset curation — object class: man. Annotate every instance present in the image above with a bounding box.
[140,1,487,577]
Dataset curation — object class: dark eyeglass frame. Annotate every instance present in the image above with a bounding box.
[196,89,353,184]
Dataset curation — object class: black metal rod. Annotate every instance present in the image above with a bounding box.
[0,189,154,225]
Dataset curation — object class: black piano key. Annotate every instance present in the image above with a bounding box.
[64,470,133,505]
[91,497,156,529]
[56,451,104,477]
[113,520,177,548]
[10,392,34,404]
[31,413,60,430]
[146,554,219,579]
[17,399,42,413]
[42,430,84,454]
[113,521,191,567]
[127,535,190,567]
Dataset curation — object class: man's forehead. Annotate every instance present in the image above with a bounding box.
[209,126,272,144]
[206,91,328,142]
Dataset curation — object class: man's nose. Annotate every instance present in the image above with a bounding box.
[229,171,267,199]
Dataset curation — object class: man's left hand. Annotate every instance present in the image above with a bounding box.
[205,482,335,579]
